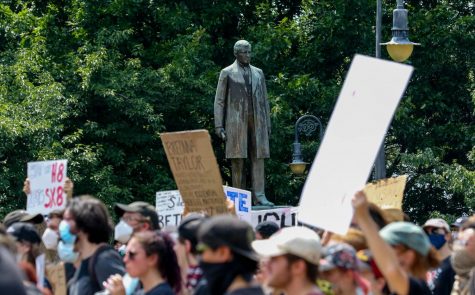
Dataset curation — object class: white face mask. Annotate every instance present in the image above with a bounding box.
[114,220,133,244]
[42,228,59,250]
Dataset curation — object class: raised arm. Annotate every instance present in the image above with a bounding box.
[352,190,409,295]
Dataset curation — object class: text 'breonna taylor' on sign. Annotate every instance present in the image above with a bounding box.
[160,130,228,216]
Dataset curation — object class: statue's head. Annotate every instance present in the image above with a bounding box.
[234,40,251,66]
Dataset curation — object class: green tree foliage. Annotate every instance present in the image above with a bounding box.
[0,0,473,223]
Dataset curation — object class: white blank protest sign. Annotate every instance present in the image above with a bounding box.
[298,55,413,234]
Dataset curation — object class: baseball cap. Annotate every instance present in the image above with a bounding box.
[423,218,450,233]
[7,222,41,244]
[252,226,321,265]
[452,216,468,228]
[3,210,44,228]
[198,215,259,261]
[380,221,431,256]
[319,243,359,272]
[178,213,207,251]
[115,201,160,230]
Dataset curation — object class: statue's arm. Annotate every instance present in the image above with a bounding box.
[214,69,228,140]
[261,70,271,136]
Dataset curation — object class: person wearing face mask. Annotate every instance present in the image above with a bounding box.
[64,195,125,295]
[422,218,455,295]
[195,215,264,295]
[115,202,160,234]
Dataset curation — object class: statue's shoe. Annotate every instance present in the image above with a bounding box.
[255,195,274,206]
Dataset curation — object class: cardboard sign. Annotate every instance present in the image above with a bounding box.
[160,130,228,216]
[298,55,413,234]
[224,186,252,224]
[46,262,67,295]
[252,207,299,228]
[27,160,68,215]
[156,190,185,227]
[364,175,407,209]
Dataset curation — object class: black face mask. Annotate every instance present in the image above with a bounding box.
[199,260,243,295]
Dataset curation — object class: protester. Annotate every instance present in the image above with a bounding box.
[64,195,125,295]
[3,209,44,228]
[7,222,54,295]
[352,190,438,295]
[451,216,468,241]
[252,226,324,295]
[0,245,27,294]
[115,201,160,234]
[174,213,207,294]
[319,243,370,295]
[197,215,264,295]
[7,222,42,267]
[255,221,280,240]
[450,220,475,294]
[105,230,182,295]
[422,218,455,295]
[356,250,386,295]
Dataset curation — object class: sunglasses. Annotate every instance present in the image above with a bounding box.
[425,227,446,235]
[125,250,138,260]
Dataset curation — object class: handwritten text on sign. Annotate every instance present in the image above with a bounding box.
[156,190,185,227]
[27,160,68,215]
[161,130,227,216]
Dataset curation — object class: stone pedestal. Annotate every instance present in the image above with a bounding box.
[249,205,298,228]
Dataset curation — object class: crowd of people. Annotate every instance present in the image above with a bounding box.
[1,179,474,295]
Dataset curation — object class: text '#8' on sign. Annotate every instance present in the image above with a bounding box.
[27,160,68,215]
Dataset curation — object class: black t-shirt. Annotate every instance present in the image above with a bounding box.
[408,277,431,295]
[68,247,125,295]
[225,286,266,295]
[428,256,456,295]
[135,282,175,295]
[387,277,431,295]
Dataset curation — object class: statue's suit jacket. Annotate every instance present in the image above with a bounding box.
[214,61,271,159]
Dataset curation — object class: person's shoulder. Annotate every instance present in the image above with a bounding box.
[94,245,125,275]
[96,245,120,259]
[145,282,174,295]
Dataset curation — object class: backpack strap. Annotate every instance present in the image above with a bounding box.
[88,243,114,291]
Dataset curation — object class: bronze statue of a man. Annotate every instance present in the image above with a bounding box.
[214,40,274,206]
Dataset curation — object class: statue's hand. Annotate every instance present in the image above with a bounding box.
[215,127,226,141]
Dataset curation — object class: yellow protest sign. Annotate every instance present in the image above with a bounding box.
[160,130,228,215]
[363,175,408,209]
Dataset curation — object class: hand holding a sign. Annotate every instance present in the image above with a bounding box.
[352,190,371,222]
[24,177,74,201]
[23,178,31,195]
[64,178,74,200]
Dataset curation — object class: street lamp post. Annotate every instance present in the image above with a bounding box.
[374,0,419,179]
[289,115,324,175]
